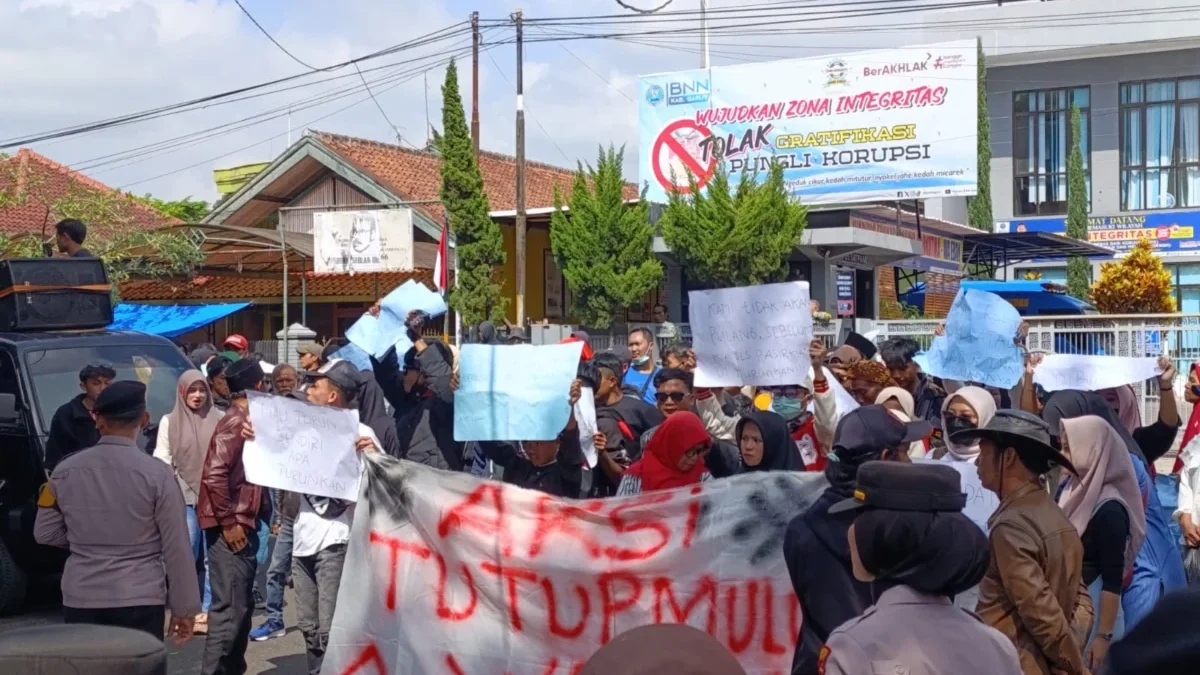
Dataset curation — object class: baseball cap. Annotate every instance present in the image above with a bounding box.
[222,334,249,351]
[305,359,362,400]
[296,342,323,359]
[830,405,932,464]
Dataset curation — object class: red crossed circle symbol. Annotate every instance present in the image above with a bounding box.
[651,119,716,194]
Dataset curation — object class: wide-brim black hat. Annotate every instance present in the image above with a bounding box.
[951,409,1077,476]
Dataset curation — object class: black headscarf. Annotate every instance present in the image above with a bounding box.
[478,321,498,344]
[356,376,402,458]
[854,508,989,597]
[1041,389,1146,464]
[735,410,802,473]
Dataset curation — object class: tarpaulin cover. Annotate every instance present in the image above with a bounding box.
[108,302,250,338]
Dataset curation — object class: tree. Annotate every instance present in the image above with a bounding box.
[550,145,662,330]
[1091,238,1175,313]
[968,38,993,232]
[439,59,507,325]
[138,195,209,222]
[659,161,807,289]
[1065,104,1091,301]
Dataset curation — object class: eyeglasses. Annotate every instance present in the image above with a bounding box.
[683,444,711,460]
[765,386,807,398]
[655,391,689,403]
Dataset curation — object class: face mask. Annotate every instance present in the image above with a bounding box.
[632,355,651,366]
[943,415,977,437]
[773,396,805,420]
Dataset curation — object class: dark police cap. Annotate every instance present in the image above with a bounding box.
[829,461,966,514]
[92,380,146,418]
[224,357,264,394]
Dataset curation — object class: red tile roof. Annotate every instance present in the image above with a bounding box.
[0,148,180,236]
[120,270,432,302]
[314,131,638,223]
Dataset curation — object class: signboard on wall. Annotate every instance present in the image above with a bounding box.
[638,40,977,205]
[836,267,856,316]
[313,209,414,274]
[996,210,1200,256]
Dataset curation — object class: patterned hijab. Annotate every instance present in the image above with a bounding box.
[165,370,223,494]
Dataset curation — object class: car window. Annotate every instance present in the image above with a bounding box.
[23,344,192,435]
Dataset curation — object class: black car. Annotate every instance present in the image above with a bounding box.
[0,330,192,614]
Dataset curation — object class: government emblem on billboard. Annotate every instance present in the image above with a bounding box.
[824,58,848,87]
[645,84,664,106]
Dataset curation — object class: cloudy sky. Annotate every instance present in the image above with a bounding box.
[0,0,1128,204]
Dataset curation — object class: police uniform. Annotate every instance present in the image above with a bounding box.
[820,463,1022,675]
[34,381,200,641]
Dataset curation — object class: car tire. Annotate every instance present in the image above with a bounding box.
[0,537,27,615]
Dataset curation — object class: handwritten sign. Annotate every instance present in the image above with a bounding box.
[688,282,814,387]
[454,342,584,442]
[916,458,997,532]
[924,289,1023,389]
[575,385,599,468]
[324,456,828,675]
[1034,354,1162,392]
[242,391,361,501]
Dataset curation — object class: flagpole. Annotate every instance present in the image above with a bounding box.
[441,211,451,343]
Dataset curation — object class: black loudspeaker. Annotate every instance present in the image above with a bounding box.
[0,258,113,332]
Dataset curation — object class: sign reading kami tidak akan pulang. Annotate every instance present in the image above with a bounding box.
[638,41,977,205]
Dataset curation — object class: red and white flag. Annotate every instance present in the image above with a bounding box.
[434,213,450,293]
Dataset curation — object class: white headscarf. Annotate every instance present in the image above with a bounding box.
[941,386,998,463]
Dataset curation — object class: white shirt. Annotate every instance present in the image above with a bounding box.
[292,422,378,558]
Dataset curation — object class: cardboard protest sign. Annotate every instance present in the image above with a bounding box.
[916,459,996,532]
[243,391,361,501]
[688,282,814,387]
[924,289,1024,389]
[348,280,449,359]
[1034,354,1162,392]
[324,457,828,675]
[575,386,599,468]
[454,342,585,442]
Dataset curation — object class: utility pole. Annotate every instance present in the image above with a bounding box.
[514,9,527,326]
[700,0,710,69]
[471,11,481,156]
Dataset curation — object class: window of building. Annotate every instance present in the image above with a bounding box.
[1013,87,1091,216]
[1120,78,1200,210]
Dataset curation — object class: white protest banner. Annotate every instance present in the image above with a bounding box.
[575,386,599,468]
[243,391,361,502]
[1033,354,1162,392]
[324,457,827,675]
[688,282,814,387]
[916,459,997,532]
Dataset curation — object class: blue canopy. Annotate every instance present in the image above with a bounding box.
[108,302,251,338]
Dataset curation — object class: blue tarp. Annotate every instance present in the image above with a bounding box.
[108,302,251,338]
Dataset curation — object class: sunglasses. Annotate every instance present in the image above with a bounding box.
[655,391,689,403]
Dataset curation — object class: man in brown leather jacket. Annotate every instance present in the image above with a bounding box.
[197,358,270,675]
[952,410,1094,675]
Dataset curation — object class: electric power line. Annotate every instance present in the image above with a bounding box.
[355,62,410,147]
[614,0,675,14]
[233,0,324,71]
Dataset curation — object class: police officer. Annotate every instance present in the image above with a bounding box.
[820,462,1022,675]
[34,380,199,643]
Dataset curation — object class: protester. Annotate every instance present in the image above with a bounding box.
[616,411,712,495]
[1174,361,1200,474]
[579,623,747,675]
[623,327,661,405]
[880,336,946,427]
[35,380,198,643]
[651,303,679,340]
[477,383,584,498]
[827,331,877,381]
[783,405,929,674]
[820,462,1020,675]
[629,367,739,479]
[222,335,249,361]
[196,359,270,675]
[190,344,220,372]
[844,359,897,407]
[55,218,93,258]
[1100,586,1200,675]
[939,385,998,463]
[271,363,299,398]
[1057,416,1147,668]
[733,410,803,473]
[590,353,663,497]
[1096,357,1179,466]
[1175,385,1200,580]
[249,488,296,642]
[559,333,594,362]
[153,370,223,636]
[951,409,1092,675]
[1041,389,1186,628]
[296,343,324,372]
[371,309,460,471]
[354,369,402,458]
[476,321,500,344]
[206,356,233,413]
[45,362,115,472]
[660,343,690,370]
[874,387,928,458]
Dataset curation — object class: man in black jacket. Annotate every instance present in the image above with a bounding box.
[44,363,115,472]
[782,405,928,674]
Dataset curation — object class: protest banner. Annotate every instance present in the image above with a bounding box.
[575,386,599,468]
[243,391,361,501]
[324,456,827,675]
[924,289,1024,389]
[916,459,996,532]
[1033,354,1162,392]
[688,282,814,387]
[454,342,585,442]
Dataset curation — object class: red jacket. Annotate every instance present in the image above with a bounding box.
[196,405,268,531]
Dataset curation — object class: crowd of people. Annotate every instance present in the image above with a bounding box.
[27,299,1200,675]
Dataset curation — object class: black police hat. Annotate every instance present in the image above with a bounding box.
[829,461,967,514]
[831,405,932,464]
[93,380,147,418]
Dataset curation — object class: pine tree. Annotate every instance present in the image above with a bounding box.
[1066,104,1091,301]
[549,146,662,330]
[659,161,807,289]
[968,38,993,232]
[439,60,507,325]
[1091,238,1175,313]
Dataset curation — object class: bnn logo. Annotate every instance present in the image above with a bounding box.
[668,79,710,105]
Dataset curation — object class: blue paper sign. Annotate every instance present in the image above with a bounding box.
[330,343,374,372]
[453,342,584,442]
[346,281,447,359]
[924,289,1024,389]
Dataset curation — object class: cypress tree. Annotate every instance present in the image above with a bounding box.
[1066,104,1091,301]
[968,38,993,232]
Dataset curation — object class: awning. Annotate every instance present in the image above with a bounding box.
[108,302,251,337]
[962,231,1115,267]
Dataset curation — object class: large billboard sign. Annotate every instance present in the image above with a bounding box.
[638,41,978,205]
[997,211,1200,256]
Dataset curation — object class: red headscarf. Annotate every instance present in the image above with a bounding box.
[1175,362,1200,474]
[628,411,711,492]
